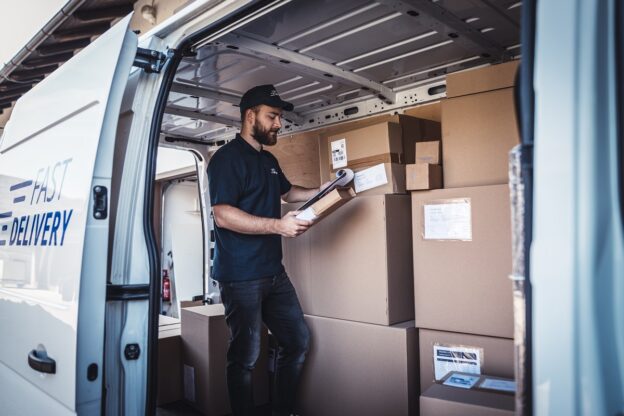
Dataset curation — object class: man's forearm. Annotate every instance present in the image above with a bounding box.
[283,185,319,203]
[213,204,277,235]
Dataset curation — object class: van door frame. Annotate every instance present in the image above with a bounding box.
[141,1,293,413]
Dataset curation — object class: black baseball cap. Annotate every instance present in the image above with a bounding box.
[239,84,294,116]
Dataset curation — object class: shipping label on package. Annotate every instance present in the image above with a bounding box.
[331,138,347,169]
[479,377,517,393]
[433,344,482,381]
[443,373,481,389]
[423,199,472,240]
[353,163,388,193]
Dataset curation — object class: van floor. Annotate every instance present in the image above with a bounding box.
[156,401,272,415]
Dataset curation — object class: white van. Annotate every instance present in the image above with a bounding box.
[0,0,622,415]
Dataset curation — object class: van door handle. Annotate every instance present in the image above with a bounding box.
[28,349,56,374]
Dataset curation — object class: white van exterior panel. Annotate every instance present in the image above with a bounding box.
[0,15,137,414]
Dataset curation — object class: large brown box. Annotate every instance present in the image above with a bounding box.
[283,194,414,325]
[412,185,513,338]
[320,116,440,182]
[296,315,418,416]
[268,130,321,188]
[420,384,514,416]
[442,88,520,188]
[418,329,514,393]
[446,60,519,98]
[181,305,269,415]
[157,327,183,406]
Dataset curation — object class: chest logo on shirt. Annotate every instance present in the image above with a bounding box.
[270,168,278,175]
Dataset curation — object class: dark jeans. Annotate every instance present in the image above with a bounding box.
[219,271,310,416]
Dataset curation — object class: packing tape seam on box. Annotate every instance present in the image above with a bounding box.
[330,152,401,173]
[421,198,472,241]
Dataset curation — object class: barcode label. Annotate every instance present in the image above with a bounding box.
[331,139,347,169]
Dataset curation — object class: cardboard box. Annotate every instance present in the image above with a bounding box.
[352,163,406,196]
[418,328,514,395]
[320,116,441,182]
[415,141,441,165]
[446,60,519,98]
[283,194,414,325]
[159,314,181,328]
[412,185,513,337]
[420,383,514,416]
[296,315,418,416]
[180,300,203,309]
[181,304,269,415]
[440,372,516,394]
[406,163,442,191]
[296,187,355,222]
[442,88,520,188]
[268,131,321,188]
[157,327,183,405]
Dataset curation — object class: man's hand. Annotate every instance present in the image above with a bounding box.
[276,211,313,238]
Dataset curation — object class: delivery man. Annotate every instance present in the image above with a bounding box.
[207,84,327,416]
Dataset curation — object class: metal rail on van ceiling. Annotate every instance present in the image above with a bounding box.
[163,0,520,142]
[0,0,136,114]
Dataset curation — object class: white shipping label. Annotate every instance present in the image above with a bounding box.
[433,344,482,380]
[480,378,517,393]
[423,200,472,240]
[443,373,481,389]
[354,163,388,193]
[331,138,348,169]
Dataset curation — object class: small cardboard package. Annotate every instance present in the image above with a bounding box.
[406,163,442,191]
[295,187,355,222]
[352,162,406,196]
[415,140,441,165]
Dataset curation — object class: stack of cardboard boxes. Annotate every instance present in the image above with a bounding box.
[282,116,440,416]
[157,61,520,415]
[276,60,520,415]
[413,60,519,415]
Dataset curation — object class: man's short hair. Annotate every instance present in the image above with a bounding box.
[241,105,261,122]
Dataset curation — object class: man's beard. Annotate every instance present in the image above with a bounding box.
[252,121,279,146]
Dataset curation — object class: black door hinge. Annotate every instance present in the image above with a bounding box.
[133,48,168,73]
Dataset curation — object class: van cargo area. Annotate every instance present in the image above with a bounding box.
[153,1,522,415]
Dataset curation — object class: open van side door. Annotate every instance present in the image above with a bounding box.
[0,15,139,415]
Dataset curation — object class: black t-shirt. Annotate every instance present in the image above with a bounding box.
[207,134,292,281]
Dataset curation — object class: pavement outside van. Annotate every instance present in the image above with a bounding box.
[156,401,272,416]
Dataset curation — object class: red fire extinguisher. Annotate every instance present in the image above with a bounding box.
[162,269,171,302]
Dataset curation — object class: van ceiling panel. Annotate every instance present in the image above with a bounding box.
[163,0,520,143]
